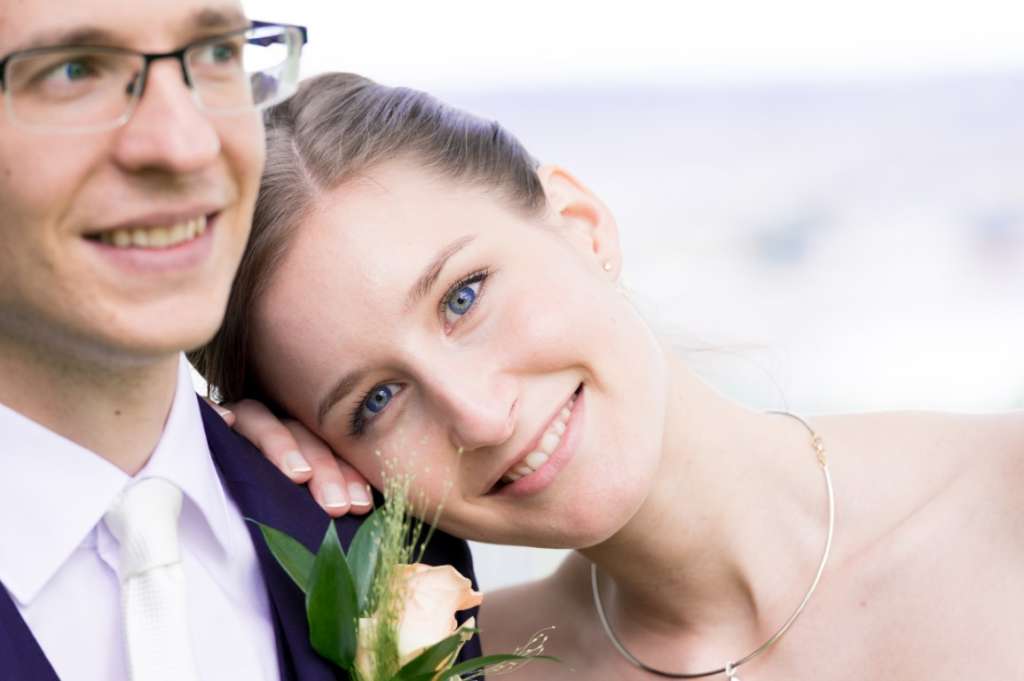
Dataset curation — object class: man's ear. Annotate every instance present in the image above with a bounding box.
[537,164,622,277]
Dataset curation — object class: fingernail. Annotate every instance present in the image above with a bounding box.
[285,451,312,477]
[322,482,348,509]
[348,482,372,507]
[213,404,233,419]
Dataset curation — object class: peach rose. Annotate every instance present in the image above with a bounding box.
[355,564,482,680]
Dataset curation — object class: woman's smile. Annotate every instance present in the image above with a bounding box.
[489,382,585,498]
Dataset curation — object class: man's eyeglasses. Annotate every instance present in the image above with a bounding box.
[0,21,308,133]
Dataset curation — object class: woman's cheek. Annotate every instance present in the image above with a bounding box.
[493,279,595,358]
[365,417,459,507]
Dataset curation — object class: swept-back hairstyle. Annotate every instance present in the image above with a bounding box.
[189,72,546,403]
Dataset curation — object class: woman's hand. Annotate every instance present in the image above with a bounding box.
[209,398,373,517]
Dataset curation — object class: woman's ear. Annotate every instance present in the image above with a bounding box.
[537,164,622,278]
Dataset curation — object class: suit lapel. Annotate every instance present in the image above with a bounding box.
[0,584,61,681]
[199,398,350,681]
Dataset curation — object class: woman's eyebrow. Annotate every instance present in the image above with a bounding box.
[404,235,476,311]
[317,367,367,428]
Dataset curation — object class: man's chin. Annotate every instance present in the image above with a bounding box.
[76,303,229,369]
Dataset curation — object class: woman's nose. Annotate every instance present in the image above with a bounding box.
[431,372,518,453]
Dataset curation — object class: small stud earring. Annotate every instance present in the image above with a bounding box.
[602,261,613,272]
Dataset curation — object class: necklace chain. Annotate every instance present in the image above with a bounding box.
[590,411,836,679]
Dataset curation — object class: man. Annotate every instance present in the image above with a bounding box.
[0,2,478,680]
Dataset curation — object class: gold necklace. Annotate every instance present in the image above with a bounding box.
[591,412,835,680]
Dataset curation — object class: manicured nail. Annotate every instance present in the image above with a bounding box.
[348,482,372,507]
[284,451,312,477]
[213,404,233,419]
[322,482,348,509]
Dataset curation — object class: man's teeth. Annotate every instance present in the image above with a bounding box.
[97,215,207,249]
[502,391,578,484]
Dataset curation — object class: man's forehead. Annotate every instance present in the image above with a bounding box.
[0,0,248,53]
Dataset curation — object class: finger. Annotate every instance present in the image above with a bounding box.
[285,422,362,517]
[203,397,235,426]
[333,459,373,516]
[230,399,313,483]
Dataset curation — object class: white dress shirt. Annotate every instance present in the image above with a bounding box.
[0,356,279,681]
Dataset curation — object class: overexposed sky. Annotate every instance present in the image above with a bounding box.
[244,1,1024,89]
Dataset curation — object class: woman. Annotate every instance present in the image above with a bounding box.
[189,73,1024,680]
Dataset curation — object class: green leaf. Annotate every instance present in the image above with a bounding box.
[251,520,315,594]
[306,522,359,669]
[393,632,466,680]
[346,508,384,614]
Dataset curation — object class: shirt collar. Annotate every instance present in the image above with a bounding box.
[0,355,234,606]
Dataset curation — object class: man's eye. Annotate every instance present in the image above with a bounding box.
[442,273,486,326]
[43,59,98,84]
[59,61,92,81]
[193,39,243,67]
[210,42,240,63]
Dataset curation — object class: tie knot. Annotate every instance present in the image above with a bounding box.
[104,477,184,578]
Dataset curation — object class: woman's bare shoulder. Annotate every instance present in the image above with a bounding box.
[817,409,1022,472]
[818,410,1024,543]
[872,409,1024,482]
[962,411,1024,516]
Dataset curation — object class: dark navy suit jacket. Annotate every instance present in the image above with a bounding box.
[0,397,481,681]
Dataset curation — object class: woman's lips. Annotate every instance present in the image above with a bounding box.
[491,383,585,497]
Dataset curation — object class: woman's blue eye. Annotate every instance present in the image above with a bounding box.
[443,277,484,325]
[351,382,403,436]
[363,384,396,414]
[448,285,476,314]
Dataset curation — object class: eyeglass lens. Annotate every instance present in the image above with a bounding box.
[3,25,299,131]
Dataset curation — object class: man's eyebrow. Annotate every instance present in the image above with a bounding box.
[12,7,249,53]
[317,368,367,429]
[405,235,476,311]
[191,7,249,31]
[15,27,121,52]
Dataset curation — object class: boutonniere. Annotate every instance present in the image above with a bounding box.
[254,474,554,680]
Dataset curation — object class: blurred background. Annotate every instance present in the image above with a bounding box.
[237,0,1024,589]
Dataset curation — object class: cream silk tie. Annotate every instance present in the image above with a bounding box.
[104,477,200,681]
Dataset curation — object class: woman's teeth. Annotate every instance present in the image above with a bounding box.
[96,215,207,249]
[501,392,578,484]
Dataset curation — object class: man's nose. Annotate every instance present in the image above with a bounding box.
[110,60,221,174]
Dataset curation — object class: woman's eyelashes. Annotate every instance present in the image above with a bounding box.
[347,270,490,437]
[441,270,488,329]
[349,382,402,436]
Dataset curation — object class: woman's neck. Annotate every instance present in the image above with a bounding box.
[576,352,832,654]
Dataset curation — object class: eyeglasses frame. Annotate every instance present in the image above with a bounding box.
[0,20,308,131]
